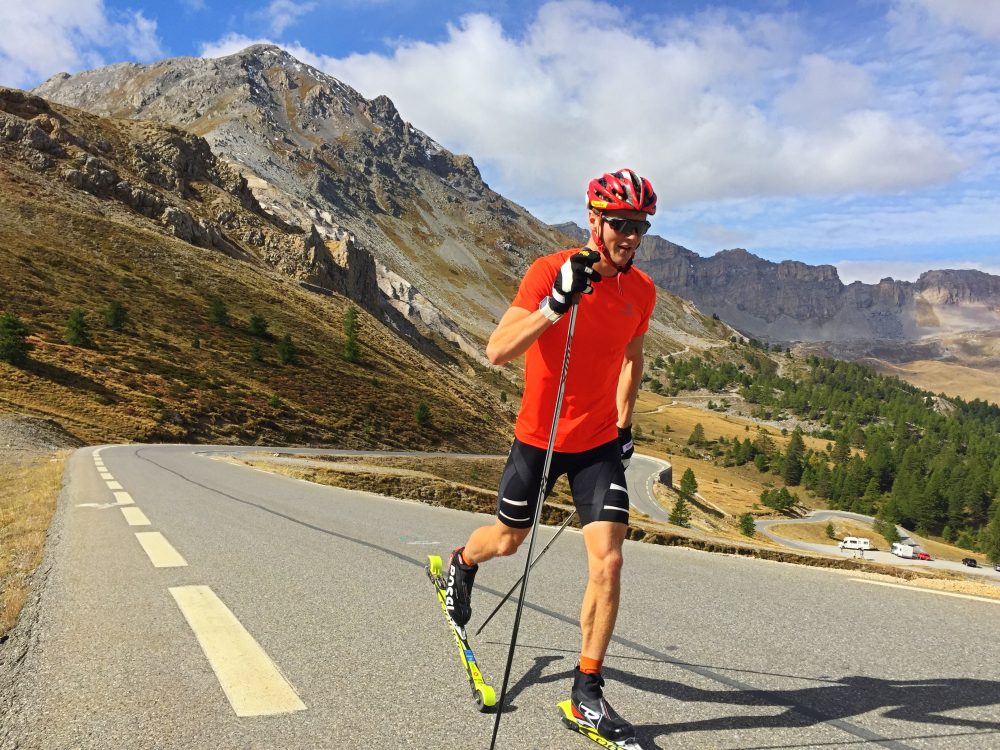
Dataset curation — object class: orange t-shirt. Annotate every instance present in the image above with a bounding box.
[511,248,656,452]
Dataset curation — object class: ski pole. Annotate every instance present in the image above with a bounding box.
[475,510,576,637]
[489,303,579,750]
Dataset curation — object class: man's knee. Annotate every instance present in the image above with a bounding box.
[495,524,529,556]
[589,548,623,585]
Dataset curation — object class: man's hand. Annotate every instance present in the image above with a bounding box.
[618,425,634,469]
[549,249,601,314]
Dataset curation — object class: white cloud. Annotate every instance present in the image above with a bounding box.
[318,1,963,210]
[775,55,874,127]
[907,0,1000,41]
[257,0,316,36]
[0,0,164,89]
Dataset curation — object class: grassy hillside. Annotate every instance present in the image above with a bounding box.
[0,90,512,452]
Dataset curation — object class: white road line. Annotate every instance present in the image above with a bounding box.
[105,480,123,490]
[134,532,187,568]
[120,507,150,526]
[99,472,114,480]
[851,579,1000,604]
[169,585,307,717]
[114,491,134,505]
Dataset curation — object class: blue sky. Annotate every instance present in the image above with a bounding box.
[2,0,999,283]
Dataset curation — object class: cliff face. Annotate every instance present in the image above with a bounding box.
[630,234,998,343]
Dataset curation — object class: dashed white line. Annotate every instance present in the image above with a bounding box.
[105,480,123,490]
[134,532,187,568]
[169,585,306,717]
[120,507,151,526]
[114,491,134,506]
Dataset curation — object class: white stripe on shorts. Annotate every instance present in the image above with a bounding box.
[499,508,529,523]
[501,497,528,506]
[602,505,629,514]
[609,483,627,494]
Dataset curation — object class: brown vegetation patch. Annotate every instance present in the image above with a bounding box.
[0,453,66,637]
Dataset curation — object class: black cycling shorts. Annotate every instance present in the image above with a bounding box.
[495,438,629,529]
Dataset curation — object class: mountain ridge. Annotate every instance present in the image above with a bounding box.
[557,221,1000,344]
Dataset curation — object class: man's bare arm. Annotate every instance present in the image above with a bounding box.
[616,334,645,428]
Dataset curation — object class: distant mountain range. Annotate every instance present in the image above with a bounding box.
[557,222,1000,344]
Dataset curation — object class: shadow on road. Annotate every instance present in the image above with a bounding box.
[497,655,1000,749]
[605,667,1000,748]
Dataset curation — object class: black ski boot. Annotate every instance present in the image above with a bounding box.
[570,667,636,744]
[445,547,478,627]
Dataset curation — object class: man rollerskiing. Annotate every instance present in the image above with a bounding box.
[447,168,657,745]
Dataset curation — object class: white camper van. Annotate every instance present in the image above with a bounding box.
[838,536,871,550]
[891,542,915,558]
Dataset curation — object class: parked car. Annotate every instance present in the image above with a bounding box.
[962,557,978,567]
[915,551,932,561]
[995,563,1000,572]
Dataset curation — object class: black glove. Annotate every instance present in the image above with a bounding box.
[618,425,634,469]
[549,249,601,314]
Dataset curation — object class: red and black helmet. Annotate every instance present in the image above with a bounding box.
[587,168,657,216]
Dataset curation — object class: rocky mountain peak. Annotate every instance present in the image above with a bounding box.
[916,269,1000,305]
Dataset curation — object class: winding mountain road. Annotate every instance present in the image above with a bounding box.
[3,444,999,749]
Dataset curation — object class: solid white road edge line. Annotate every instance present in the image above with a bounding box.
[850,578,1000,604]
[169,585,307,717]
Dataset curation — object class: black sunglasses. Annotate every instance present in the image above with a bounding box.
[601,216,651,237]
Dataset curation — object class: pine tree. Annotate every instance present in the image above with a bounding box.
[688,423,705,445]
[669,495,690,527]
[983,509,1000,565]
[343,305,359,362]
[739,512,756,537]
[208,296,228,326]
[0,313,33,366]
[248,311,269,338]
[277,334,297,365]
[679,467,698,497]
[104,301,127,331]
[415,401,431,427]
[783,428,805,486]
[65,308,94,348]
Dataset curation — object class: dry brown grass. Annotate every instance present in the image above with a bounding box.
[865,358,1000,407]
[632,392,828,517]
[0,453,66,637]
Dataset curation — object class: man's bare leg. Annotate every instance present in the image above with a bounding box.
[579,521,628,661]
[462,520,530,565]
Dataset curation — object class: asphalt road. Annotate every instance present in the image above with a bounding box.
[756,511,1000,581]
[4,444,1000,749]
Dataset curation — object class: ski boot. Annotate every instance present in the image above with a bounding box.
[567,667,638,746]
[445,547,478,628]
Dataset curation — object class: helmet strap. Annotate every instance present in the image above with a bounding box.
[591,214,631,275]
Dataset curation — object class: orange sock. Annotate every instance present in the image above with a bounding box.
[579,656,602,675]
[460,549,474,567]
